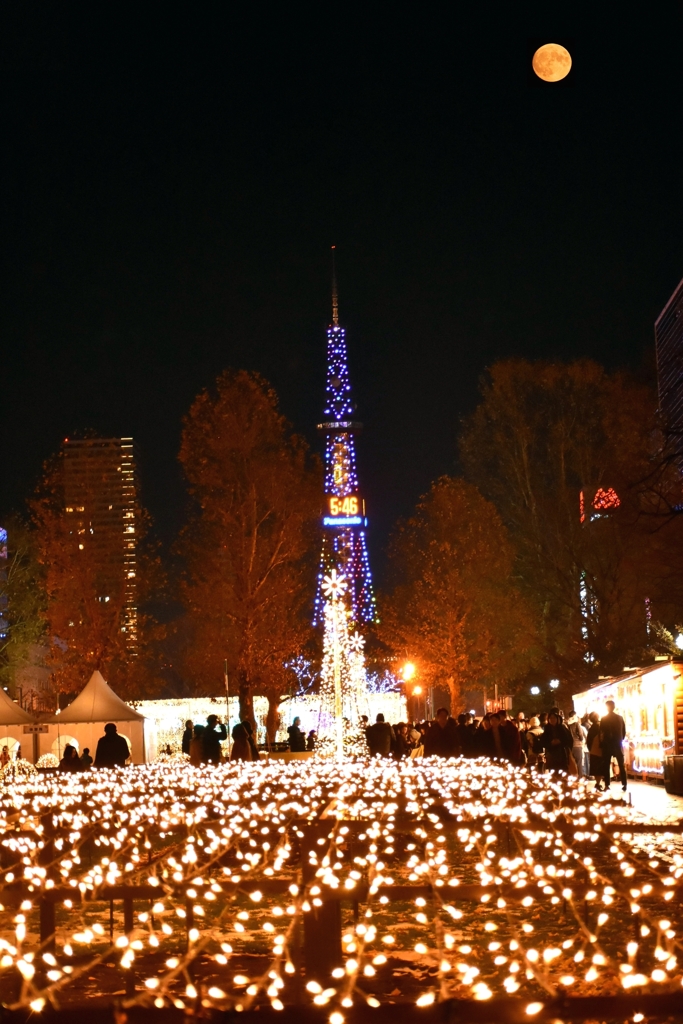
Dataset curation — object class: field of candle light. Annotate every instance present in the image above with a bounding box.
[0,758,681,1021]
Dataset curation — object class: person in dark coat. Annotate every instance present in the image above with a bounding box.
[366,714,394,756]
[496,710,524,764]
[287,717,307,752]
[94,724,130,768]
[393,723,411,759]
[475,714,496,757]
[80,747,93,769]
[542,712,573,772]
[585,711,605,790]
[189,724,205,766]
[230,723,252,762]
[600,700,627,791]
[241,720,260,761]
[306,730,317,751]
[455,713,476,757]
[181,720,194,755]
[59,744,82,772]
[202,714,228,764]
[424,708,460,757]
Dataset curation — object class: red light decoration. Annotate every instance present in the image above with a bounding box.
[592,487,620,511]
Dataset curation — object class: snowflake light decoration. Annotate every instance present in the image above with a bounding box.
[348,630,365,653]
[321,569,347,600]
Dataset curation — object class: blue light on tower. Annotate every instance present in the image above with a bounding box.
[314,251,377,625]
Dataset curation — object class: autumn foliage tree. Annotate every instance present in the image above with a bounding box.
[459,359,683,681]
[0,516,46,694]
[382,477,538,711]
[177,370,322,731]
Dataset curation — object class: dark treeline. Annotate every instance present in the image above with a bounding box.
[2,358,683,724]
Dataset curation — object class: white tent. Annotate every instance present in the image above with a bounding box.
[0,688,36,761]
[40,671,155,764]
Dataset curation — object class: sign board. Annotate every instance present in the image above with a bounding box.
[485,696,513,713]
[22,724,49,734]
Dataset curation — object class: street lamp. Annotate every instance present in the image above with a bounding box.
[530,686,540,695]
[402,662,416,682]
[549,678,560,690]
[676,634,683,651]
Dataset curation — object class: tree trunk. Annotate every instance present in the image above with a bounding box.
[445,675,459,715]
[264,690,282,747]
[238,669,256,734]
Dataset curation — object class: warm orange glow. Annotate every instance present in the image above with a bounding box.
[532,43,572,82]
[402,662,416,682]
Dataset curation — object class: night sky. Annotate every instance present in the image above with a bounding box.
[3,8,683,581]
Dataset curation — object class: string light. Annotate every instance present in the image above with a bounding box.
[315,315,377,626]
[0,758,679,1013]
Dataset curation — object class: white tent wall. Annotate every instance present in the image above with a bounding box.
[37,719,148,764]
[39,670,154,764]
[0,726,35,762]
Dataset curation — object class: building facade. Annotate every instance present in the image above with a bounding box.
[61,437,139,655]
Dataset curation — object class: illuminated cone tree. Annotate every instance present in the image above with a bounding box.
[316,570,369,758]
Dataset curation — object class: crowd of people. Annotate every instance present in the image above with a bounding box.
[322,699,627,791]
[44,700,627,787]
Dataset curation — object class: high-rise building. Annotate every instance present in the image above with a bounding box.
[61,437,138,654]
[655,275,683,463]
[0,526,7,644]
[314,259,376,625]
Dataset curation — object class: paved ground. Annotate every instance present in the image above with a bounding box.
[604,778,683,821]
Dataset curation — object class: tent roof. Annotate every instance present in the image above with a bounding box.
[0,687,36,725]
[48,670,145,724]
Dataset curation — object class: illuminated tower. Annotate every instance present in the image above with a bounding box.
[314,255,377,624]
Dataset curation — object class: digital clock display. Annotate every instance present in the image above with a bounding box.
[329,495,360,516]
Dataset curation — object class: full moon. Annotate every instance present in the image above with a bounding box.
[532,43,572,82]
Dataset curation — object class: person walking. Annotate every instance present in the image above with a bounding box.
[366,714,394,757]
[181,720,194,755]
[585,711,605,790]
[230,723,253,762]
[567,714,587,778]
[599,700,627,792]
[202,714,228,764]
[541,711,573,773]
[80,747,93,769]
[94,724,130,768]
[287,717,307,752]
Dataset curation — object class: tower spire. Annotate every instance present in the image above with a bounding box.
[315,256,376,627]
[331,245,339,326]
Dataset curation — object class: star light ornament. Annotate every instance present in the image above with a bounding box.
[316,575,369,759]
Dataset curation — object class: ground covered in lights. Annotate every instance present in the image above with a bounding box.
[0,757,681,1015]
